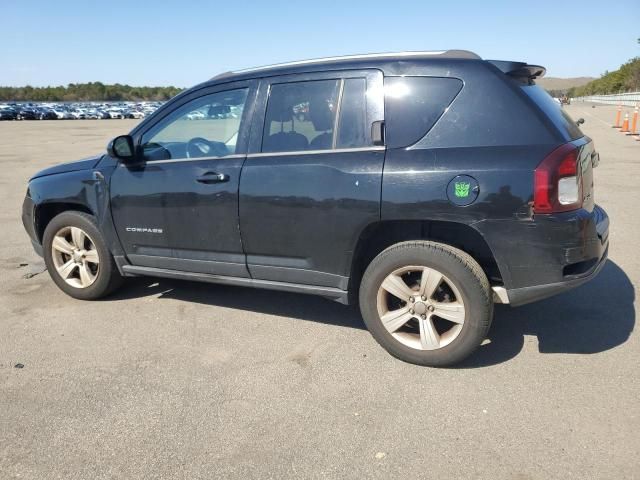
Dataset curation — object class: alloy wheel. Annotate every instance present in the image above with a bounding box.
[51,226,100,288]
[376,265,466,350]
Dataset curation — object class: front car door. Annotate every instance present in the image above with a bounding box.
[239,70,385,288]
[110,81,256,276]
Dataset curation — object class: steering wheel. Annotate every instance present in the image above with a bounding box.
[186,137,229,159]
[186,137,213,158]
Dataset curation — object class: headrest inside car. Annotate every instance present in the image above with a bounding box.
[269,103,294,123]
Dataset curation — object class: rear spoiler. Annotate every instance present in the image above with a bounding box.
[488,60,546,80]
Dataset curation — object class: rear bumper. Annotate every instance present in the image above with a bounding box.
[505,243,608,306]
[477,204,609,306]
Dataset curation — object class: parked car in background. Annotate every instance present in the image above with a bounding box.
[17,108,39,120]
[107,109,124,119]
[0,101,165,120]
[38,108,58,120]
[69,109,88,119]
[185,110,205,120]
[52,109,72,119]
[125,110,145,119]
[84,110,99,119]
[0,107,19,120]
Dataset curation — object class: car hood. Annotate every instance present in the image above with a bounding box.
[30,154,103,180]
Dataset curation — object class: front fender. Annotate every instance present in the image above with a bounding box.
[27,166,125,258]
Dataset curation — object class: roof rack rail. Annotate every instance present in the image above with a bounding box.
[211,50,481,80]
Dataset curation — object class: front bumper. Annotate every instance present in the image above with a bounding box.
[477,204,609,306]
[22,193,43,257]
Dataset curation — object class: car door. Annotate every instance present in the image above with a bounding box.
[110,81,256,277]
[239,70,385,288]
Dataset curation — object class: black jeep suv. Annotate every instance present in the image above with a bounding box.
[22,50,609,366]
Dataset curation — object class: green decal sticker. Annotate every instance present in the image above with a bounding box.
[454,182,471,198]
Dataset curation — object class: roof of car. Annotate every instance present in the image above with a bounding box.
[210,50,482,83]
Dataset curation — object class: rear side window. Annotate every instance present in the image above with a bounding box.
[337,78,368,148]
[520,84,583,141]
[262,77,371,153]
[263,80,340,153]
[384,76,463,149]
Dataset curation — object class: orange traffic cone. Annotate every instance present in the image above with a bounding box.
[628,104,639,136]
[621,113,630,133]
[613,104,622,128]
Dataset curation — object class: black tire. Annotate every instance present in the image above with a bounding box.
[359,241,493,367]
[42,211,123,300]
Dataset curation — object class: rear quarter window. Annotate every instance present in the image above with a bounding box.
[520,84,583,141]
[384,76,463,149]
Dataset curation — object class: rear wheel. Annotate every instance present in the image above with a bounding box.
[43,211,123,300]
[359,241,492,367]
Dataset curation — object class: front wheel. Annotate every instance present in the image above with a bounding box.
[359,241,493,367]
[43,211,123,300]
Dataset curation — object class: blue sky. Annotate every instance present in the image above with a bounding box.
[2,0,638,87]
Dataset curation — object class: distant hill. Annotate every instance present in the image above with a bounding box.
[537,77,595,92]
[568,57,640,96]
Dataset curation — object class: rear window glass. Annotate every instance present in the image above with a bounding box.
[384,76,463,149]
[520,84,583,141]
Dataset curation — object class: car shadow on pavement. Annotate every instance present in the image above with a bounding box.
[108,276,367,331]
[106,259,634,367]
[458,260,635,368]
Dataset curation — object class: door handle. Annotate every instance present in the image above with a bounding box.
[196,172,229,184]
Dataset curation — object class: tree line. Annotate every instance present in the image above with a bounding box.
[3,58,639,102]
[567,57,640,97]
[0,82,184,102]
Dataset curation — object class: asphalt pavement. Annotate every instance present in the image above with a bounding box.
[0,105,638,479]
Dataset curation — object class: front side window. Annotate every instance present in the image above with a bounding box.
[141,88,248,161]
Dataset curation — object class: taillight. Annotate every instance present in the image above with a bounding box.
[533,144,582,214]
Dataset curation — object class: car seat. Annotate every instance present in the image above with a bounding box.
[262,103,309,152]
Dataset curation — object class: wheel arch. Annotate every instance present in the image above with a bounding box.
[348,219,506,295]
[28,168,126,260]
[34,202,94,243]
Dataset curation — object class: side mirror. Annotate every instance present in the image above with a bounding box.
[107,135,136,163]
[576,118,585,126]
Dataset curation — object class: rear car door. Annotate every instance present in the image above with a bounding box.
[110,81,256,276]
[239,70,385,288]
